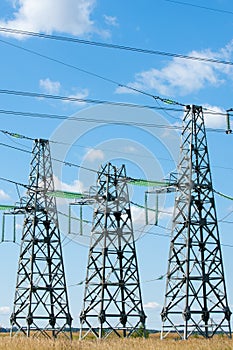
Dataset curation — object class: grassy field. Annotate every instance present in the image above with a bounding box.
[0,336,233,350]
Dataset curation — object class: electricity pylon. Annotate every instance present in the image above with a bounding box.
[10,139,72,338]
[79,163,146,339]
[161,105,231,339]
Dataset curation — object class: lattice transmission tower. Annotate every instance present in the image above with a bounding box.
[161,105,231,339]
[79,163,146,339]
[10,139,72,338]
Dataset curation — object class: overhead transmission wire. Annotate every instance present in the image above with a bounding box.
[163,0,233,16]
[1,35,230,122]
[68,210,233,287]
[1,27,233,69]
[0,37,170,104]
[0,136,174,186]
[0,90,231,133]
[1,168,233,220]
[0,137,97,174]
[2,130,172,163]
[2,127,233,197]
[219,209,233,223]
[0,36,232,117]
[2,127,233,171]
[1,128,233,202]
[0,36,186,118]
[1,27,233,121]
[0,88,184,112]
[1,129,233,184]
[0,141,31,155]
[0,129,233,213]
[0,106,229,134]
[0,161,233,249]
[1,142,233,280]
[4,209,233,285]
[0,37,187,132]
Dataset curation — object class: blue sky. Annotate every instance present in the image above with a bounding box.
[0,0,232,330]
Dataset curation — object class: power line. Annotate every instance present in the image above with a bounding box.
[0,86,231,121]
[0,141,31,155]
[52,156,97,173]
[1,127,233,187]
[219,210,233,222]
[0,88,231,123]
[1,27,233,124]
[2,31,233,115]
[0,158,232,229]
[147,229,233,245]
[2,127,233,176]
[164,0,233,16]
[1,27,233,68]
[0,127,176,162]
[0,176,29,190]
[0,36,187,108]
[0,89,184,112]
[0,106,229,133]
[0,38,159,101]
[0,140,97,174]
[0,129,33,141]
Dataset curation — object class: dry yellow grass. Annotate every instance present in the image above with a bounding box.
[0,336,233,350]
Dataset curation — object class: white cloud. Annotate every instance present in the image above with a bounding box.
[203,104,226,129]
[159,206,174,220]
[85,148,104,162]
[131,206,143,224]
[0,189,10,201]
[123,145,137,153]
[116,48,230,96]
[67,88,89,105]
[39,78,61,94]
[0,306,10,315]
[131,202,173,227]
[103,15,118,27]
[39,79,89,105]
[0,0,97,37]
[143,301,161,310]
[54,175,84,194]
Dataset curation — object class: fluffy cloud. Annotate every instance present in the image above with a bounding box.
[143,301,160,310]
[159,206,174,220]
[39,78,61,94]
[116,48,232,97]
[39,78,89,105]
[85,148,104,162]
[67,88,89,105]
[54,175,84,194]
[131,205,145,225]
[103,15,118,27]
[0,306,10,315]
[164,104,226,132]
[131,202,172,226]
[203,104,226,129]
[0,0,97,37]
[123,145,137,153]
[0,189,10,201]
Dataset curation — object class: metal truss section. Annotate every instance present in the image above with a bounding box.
[10,139,72,338]
[161,105,231,339]
[80,163,146,339]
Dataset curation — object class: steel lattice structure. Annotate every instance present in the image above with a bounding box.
[10,139,72,338]
[161,105,231,339]
[79,163,146,339]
